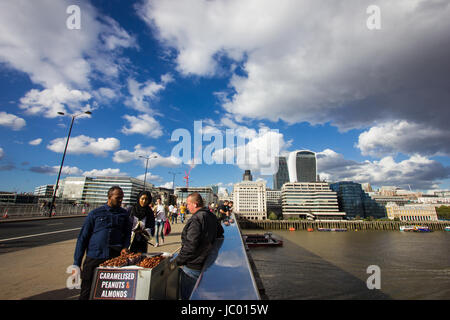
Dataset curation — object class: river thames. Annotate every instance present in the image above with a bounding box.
[247,230,450,300]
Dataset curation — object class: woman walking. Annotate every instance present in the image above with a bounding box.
[129,191,155,253]
[154,198,166,247]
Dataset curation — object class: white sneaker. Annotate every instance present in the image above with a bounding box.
[154,243,159,247]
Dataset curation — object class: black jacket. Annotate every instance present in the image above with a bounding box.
[175,207,224,270]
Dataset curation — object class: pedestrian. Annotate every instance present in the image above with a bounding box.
[129,190,155,253]
[171,204,178,224]
[218,200,229,222]
[154,198,166,247]
[170,192,224,300]
[73,186,132,300]
[180,202,186,223]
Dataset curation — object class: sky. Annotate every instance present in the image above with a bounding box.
[0,0,449,194]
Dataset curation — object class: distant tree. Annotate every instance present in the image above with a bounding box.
[268,212,278,220]
[436,205,450,220]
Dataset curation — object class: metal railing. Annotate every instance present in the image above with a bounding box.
[0,203,103,219]
[190,213,261,300]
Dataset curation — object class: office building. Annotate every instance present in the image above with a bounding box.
[175,187,215,206]
[58,176,153,206]
[233,181,267,220]
[288,150,317,183]
[330,181,386,219]
[385,203,438,221]
[281,182,345,220]
[273,156,289,190]
[34,184,55,197]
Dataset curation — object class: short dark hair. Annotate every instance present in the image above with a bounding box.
[187,192,204,208]
[107,186,123,198]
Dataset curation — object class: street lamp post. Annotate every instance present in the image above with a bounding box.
[139,155,157,191]
[49,111,91,217]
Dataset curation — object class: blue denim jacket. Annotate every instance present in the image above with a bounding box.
[74,204,132,266]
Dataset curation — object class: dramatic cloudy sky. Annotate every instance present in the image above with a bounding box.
[0,0,449,193]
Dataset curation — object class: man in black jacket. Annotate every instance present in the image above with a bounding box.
[172,192,224,299]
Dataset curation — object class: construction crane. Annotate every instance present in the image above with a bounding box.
[184,167,192,188]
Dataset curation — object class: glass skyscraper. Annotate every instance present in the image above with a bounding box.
[330,181,386,219]
[273,156,289,190]
[288,150,317,183]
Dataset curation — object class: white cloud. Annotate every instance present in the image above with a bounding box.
[137,173,163,183]
[159,182,174,189]
[47,135,120,156]
[356,120,450,157]
[124,74,173,113]
[30,165,83,176]
[0,112,26,130]
[19,84,92,118]
[0,0,136,89]
[316,149,450,190]
[83,168,127,177]
[29,138,42,146]
[141,0,450,146]
[113,144,182,168]
[121,114,163,138]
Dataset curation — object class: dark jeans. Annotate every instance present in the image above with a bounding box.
[180,266,201,300]
[79,250,120,300]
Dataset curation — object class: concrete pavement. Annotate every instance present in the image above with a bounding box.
[0,217,189,300]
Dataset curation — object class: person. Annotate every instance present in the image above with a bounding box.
[171,192,224,300]
[180,202,186,223]
[218,200,230,222]
[171,204,178,224]
[73,186,132,300]
[129,190,155,253]
[154,198,166,247]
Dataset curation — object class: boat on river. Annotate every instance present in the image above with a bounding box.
[243,233,283,247]
[400,225,432,232]
[445,226,450,232]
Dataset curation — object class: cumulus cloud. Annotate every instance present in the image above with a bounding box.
[137,173,163,183]
[356,120,450,157]
[83,168,127,177]
[124,74,173,113]
[121,114,164,138]
[0,0,136,89]
[29,138,43,146]
[140,0,450,154]
[316,149,450,190]
[30,165,83,176]
[19,84,92,118]
[0,112,26,130]
[113,144,182,168]
[47,135,120,156]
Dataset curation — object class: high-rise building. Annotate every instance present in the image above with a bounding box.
[175,187,215,206]
[288,150,317,183]
[273,156,289,190]
[243,170,253,181]
[34,184,55,197]
[330,181,386,219]
[233,180,267,220]
[281,182,345,220]
[58,176,153,206]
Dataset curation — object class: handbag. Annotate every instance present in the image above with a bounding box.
[164,219,171,236]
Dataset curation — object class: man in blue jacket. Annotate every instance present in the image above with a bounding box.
[73,186,132,300]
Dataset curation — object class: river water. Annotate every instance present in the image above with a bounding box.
[247,230,450,300]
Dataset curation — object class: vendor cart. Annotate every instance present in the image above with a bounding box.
[89,252,180,300]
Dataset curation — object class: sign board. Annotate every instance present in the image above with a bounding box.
[92,268,138,300]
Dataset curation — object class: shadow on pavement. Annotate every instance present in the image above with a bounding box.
[23,288,80,300]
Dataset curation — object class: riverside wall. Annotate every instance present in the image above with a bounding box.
[238,219,449,231]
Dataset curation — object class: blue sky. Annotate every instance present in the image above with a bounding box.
[1,0,449,194]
